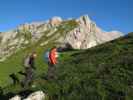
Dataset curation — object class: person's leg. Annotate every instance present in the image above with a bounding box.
[47,62,51,80]
[23,68,32,87]
[47,63,51,80]
[48,63,56,80]
[21,68,29,87]
[26,67,34,86]
[29,68,34,85]
[51,64,56,79]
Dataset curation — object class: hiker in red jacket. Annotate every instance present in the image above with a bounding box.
[49,48,58,65]
[47,47,58,80]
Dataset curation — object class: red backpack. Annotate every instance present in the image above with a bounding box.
[49,48,58,65]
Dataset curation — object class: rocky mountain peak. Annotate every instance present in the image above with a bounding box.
[49,16,62,26]
[0,15,124,61]
[77,15,92,26]
[61,15,123,49]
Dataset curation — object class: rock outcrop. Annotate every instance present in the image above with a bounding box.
[49,16,62,26]
[9,95,21,100]
[60,15,123,49]
[0,21,52,61]
[10,91,46,100]
[24,91,45,100]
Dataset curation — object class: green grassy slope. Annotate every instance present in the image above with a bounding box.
[5,32,133,100]
[43,32,133,100]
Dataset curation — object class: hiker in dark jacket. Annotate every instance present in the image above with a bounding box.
[29,53,36,70]
[22,52,37,87]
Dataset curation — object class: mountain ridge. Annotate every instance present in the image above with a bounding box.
[0,15,123,62]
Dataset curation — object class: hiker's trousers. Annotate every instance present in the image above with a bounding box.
[24,67,34,86]
[47,62,56,80]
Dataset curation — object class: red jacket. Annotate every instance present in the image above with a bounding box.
[49,48,57,65]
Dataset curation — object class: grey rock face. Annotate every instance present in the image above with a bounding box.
[60,15,123,49]
[0,21,52,61]
[10,91,46,100]
[49,16,62,26]
[24,91,45,100]
[9,95,21,100]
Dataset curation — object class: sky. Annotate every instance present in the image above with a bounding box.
[0,0,132,34]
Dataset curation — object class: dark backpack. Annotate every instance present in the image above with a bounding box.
[24,56,30,68]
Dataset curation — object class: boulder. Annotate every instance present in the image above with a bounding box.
[9,95,21,100]
[24,91,45,100]
[49,16,62,26]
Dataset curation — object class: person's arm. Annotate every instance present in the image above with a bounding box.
[30,58,36,69]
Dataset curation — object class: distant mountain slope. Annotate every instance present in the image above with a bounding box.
[0,15,123,62]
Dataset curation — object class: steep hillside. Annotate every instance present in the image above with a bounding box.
[49,32,133,100]
[1,32,133,100]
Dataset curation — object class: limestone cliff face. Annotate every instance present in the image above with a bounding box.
[0,21,51,61]
[61,15,123,49]
[0,15,123,61]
